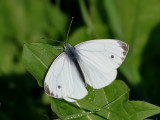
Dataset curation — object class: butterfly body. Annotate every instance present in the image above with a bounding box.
[64,42,87,87]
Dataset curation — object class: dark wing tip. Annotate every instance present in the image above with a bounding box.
[118,41,129,50]
[117,41,129,56]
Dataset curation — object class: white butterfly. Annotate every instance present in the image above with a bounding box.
[44,39,129,102]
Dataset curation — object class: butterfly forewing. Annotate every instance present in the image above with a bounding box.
[75,39,129,89]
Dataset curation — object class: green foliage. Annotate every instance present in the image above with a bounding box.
[0,0,67,119]
[104,0,160,86]
[1,0,160,119]
[0,0,67,75]
[51,81,160,120]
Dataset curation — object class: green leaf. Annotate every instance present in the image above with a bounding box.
[22,43,160,119]
[51,80,160,120]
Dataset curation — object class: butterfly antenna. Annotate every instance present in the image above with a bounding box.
[66,17,74,42]
[40,37,64,44]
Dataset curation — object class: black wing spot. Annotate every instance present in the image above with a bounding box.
[58,85,61,89]
[111,55,114,58]
[118,41,129,51]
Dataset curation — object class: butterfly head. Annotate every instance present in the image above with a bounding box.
[64,42,72,51]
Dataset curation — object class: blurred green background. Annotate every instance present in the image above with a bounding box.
[0,0,160,119]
